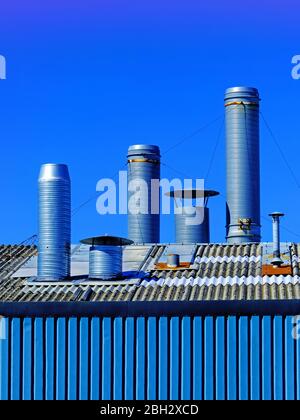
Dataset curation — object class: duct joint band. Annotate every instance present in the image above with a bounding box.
[225,101,259,107]
[128,158,160,164]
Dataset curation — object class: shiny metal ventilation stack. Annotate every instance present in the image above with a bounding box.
[81,236,133,280]
[269,212,284,266]
[127,145,161,244]
[167,189,219,244]
[38,164,71,281]
[225,87,261,244]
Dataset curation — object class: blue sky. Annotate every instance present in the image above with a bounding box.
[0,0,300,244]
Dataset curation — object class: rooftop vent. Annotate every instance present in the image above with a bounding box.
[269,212,285,267]
[167,254,180,268]
[225,87,261,244]
[81,236,133,280]
[38,163,71,281]
[166,189,219,244]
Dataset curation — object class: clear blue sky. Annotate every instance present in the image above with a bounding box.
[0,0,300,244]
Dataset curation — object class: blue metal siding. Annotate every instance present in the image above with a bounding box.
[0,315,300,400]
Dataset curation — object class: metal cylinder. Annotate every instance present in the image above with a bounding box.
[38,164,71,280]
[225,87,261,244]
[269,212,284,266]
[89,245,122,279]
[127,144,161,244]
[167,254,180,268]
[175,207,209,244]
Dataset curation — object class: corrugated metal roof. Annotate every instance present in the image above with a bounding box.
[0,243,300,303]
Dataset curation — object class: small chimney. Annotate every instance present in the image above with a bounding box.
[167,254,180,268]
[81,236,133,280]
[38,164,71,281]
[269,212,284,267]
[166,189,219,244]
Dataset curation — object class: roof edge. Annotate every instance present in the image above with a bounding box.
[1,300,300,317]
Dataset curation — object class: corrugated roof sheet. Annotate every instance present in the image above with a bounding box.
[0,243,300,303]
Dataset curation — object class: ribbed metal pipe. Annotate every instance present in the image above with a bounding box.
[38,164,71,280]
[175,207,209,244]
[89,246,122,279]
[225,87,261,244]
[127,145,161,244]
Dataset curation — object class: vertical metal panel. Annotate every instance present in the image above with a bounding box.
[125,317,134,400]
[1,314,300,401]
[204,317,214,400]
[239,317,249,400]
[79,318,89,400]
[250,316,261,400]
[34,318,44,400]
[297,318,300,401]
[147,317,157,400]
[227,316,237,400]
[67,317,78,400]
[170,317,179,400]
[45,318,55,400]
[90,317,100,400]
[273,316,283,400]
[0,317,9,401]
[11,318,20,400]
[113,317,123,400]
[285,316,295,400]
[56,318,66,400]
[102,317,111,400]
[216,317,225,400]
[181,317,191,400]
[136,317,146,400]
[158,317,168,400]
[22,318,32,400]
[193,317,202,400]
[262,316,272,400]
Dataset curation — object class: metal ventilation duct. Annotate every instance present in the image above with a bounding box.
[81,236,133,280]
[167,254,180,268]
[38,164,71,280]
[166,189,219,245]
[89,246,122,280]
[127,144,161,244]
[225,87,261,244]
[269,212,284,266]
[175,206,210,244]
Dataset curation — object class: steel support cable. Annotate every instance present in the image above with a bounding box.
[161,114,223,156]
[71,113,224,217]
[262,214,300,239]
[205,117,225,182]
[71,162,128,217]
[260,111,300,189]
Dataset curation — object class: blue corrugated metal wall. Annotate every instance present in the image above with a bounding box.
[1,315,300,400]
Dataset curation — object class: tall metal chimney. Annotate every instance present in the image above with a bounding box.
[127,145,161,244]
[38,164,71,280]
[269,212,284,266]
[225,86,261,244]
